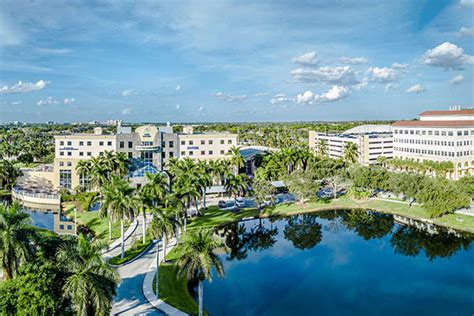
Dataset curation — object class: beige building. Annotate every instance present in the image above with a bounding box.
[53,124,238,189]
[392,108,474,179]
[308,125,394,165]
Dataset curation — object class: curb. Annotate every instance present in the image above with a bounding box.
[102,217,139,255]
[108,241,155,268]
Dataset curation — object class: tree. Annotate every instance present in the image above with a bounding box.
[177,229,224,316]
[326,174,351,199]
[150,204,178,260]
[76,159,92,190]
[317,139,328,157]
[225,174,249,205]
[57,235,120,315]
[226,146,245,175]
[173,176,200,231]
[0,202,35,280]
[284,170,319,204]
[100,176,135,257]
[0,160,22,190]
[252,177,276,209]
[343,142,358,164]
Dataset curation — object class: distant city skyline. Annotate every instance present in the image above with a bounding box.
[0,0,473,123]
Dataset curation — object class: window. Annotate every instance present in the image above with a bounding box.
[189,140,194,145]
[220,140,224,144]
[87,141,92,146]
[99,152,104,156]
[79,152,84,156]
[228,139,232,144]
[67,225,73,230]
[201,140,205,145]
[128,141,133,148]
[67,162,72,167]
[107,141,111,146]
[209,150,213,155]
[169,152,174,158]
[128,152,133,159]
[59,162,64,166]
[464,131,469,136]
[448,131,453,136]
[189,151,194,156]
[220,150,224,154]
[169,141,174,148]
[67,141,72,146]
[209,140,213,145]
[60,141,64,146]
[120,141,124,148]
[60,224,64,230]
[162,152,166,158]
[59,170,72,189]
[457,131,462,136]
[181,140,185,145]
[181,151,185,156]
[99,141,104,146]
[141,152,153,164]
[60,152,64,156]
[87,152,92,156]
[201,151,205,155]
[79,141,84,146]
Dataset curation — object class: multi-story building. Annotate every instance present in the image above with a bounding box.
[308,125,394,165]
[53,123,238,189]
[392,108,474,179]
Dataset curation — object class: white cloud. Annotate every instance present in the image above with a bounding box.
[405,84,425,94]
[214,91,247,102]
[459,27,474,38]
[121,108,132,115]
[36,48,73,54]
[290,66,360,86]
[197,106,204,112]
[391,63,409,71]
[367,67,398,83]
[37,96,59,106]
[255,92,269,96]
[460,0,474,7]
[314,86,351,103]
[385,83,399,93]
[63,98,75,104]
[176,85,181,91]
[121,89,133,97]
[0,80,48,94]
[176,104,180,109]
[270,93,294,104]
[421,42,474,70]
[296,90,315,104]
[11,101,22,105]
[339,56,368,65]
[292,52,317,66]
[449,74,464,85]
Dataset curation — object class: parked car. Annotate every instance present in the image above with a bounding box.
[235,197,245,208]
[218,200,227,208]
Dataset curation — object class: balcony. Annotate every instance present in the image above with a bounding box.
[135,145,161,152]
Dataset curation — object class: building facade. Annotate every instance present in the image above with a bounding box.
[308,125,394,165]
[392,109,474,179]
[53,124,238,189]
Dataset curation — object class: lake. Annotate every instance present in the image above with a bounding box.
[203,210,474,316]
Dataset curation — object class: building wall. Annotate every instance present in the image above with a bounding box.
[392,126,474,179]
[178,133,238,160]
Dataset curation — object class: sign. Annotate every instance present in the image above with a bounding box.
[187,146,199,150]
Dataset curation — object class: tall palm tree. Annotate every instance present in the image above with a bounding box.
[343,142,358,164]
[225,174,249,205]
[113,152,129,177]
[0,202,35,280]
[0,160,22,190]
[177,229,224,316]
[76,159,92,190]
[173,177,200,232]
[57,235,120,315]
[317,139,328,157]
[100,176,135,257]
[196,162,212,210]
[226,146,245,175]
[150,205,178,261]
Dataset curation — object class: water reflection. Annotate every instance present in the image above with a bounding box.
[17,200,76,236]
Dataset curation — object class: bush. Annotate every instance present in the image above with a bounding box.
[347,186,372,200]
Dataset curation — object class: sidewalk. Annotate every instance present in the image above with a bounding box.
[102,216,140,258]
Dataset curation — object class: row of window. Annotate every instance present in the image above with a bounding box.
[394,129,472,136]
[394,139,473,146]
[394,147,473,157]
[59,140,113,146]
[119,141,134,149]
[181,149,227,156]
[180,139,233,146]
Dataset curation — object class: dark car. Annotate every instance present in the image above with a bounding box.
[218,200,227,208]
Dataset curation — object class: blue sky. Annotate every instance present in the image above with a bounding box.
[0,0,473,123]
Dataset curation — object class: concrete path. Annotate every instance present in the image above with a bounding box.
[102,217,139,257]
[455,205,474,217]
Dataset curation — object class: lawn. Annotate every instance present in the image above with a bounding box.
[63,203,128,243]
[109,237,153,265]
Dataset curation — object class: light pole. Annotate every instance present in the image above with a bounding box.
[153,238,161,299]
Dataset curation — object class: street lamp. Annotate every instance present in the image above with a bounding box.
[153,238,161,299]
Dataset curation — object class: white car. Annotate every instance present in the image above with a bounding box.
[235,197,245,207]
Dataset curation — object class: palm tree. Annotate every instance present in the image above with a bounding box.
[0,160,22,190]
[57,235,120,315]
[317,139,328,157]
[177,229,224,316]
[0,202,35,280]
[196,162,212,210]
[226,146,245,175]
[89,157,108,191]
[173,177,200,232]
[100,176,135,258]
[76,160,92,190]
[225,174,249,205]
[150,205,178,260]
[343,142,358,164]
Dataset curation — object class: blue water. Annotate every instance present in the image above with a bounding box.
[24,209,56,231]
[203,211,474,316]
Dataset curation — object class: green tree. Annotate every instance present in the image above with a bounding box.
[177,229,224,316]
[226,146,245,175]
[343,142,358,164]
[252,177,276,209]
[284,170,319,204]
[0,160,22,190]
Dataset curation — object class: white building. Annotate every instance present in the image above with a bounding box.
[53,123,238,189]
[392,108,474,179]
[308,125,393,164]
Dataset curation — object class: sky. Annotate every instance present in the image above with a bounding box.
[0,0,473,123]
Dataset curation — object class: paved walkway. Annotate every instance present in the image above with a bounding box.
[103,217,140,259]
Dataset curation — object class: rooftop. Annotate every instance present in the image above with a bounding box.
[392,120,473,128]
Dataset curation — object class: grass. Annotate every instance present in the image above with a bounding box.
[63,203,129,243]
[109,237,153,265]
[158,196,474,314]
[0,189,11,198]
